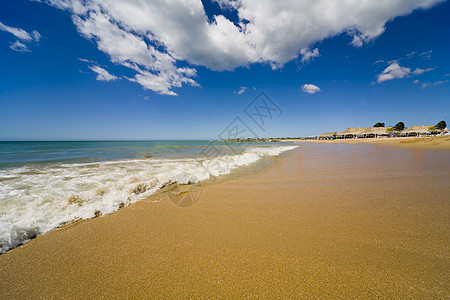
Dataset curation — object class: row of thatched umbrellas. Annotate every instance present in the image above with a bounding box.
[318,126,441,140]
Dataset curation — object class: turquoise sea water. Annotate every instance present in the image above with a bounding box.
[0,140,238,168]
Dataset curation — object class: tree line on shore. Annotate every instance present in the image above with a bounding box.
[372,120,446,132]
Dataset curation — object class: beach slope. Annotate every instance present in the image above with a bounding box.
[1,143,449,298]
[304,135,450,149]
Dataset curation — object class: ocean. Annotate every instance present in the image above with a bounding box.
[0,140,297,253]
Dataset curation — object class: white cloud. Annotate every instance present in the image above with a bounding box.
[377,62,412,83]
[300,48,320,63]
[0,21,37,41]
[406,51,417,59]
[31,30,41,42]
[234,0,443,65]
[407,49,433,60]
[212,0,240,10]
[0,20,40,52]
[419,50,432,60]
[42,0,444,94]
[88,65,118,81]
[129,71,176,96]
[350,34,364,47]
[71,10,199,95]
[78,58,94,63]
[412,67,435,75]
[377,61,434,83]
[301,84,321,94]
[234,86,247,94]
[421,80,448,89]
[10,41,31,52]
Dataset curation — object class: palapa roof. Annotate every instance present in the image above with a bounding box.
[402,125,433,133]
[334,125,440,136]
[338,127,389,135]
[362,127,389,135]
[319,131,337,137]
[337,127,365,135]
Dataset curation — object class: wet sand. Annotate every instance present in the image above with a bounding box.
[1,143,449,298]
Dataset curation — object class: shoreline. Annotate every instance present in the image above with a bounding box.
[1,143,449,298]
[0,143,297,254]
[222,135,450,150]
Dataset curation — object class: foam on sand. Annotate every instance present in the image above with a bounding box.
[0,145,297,253]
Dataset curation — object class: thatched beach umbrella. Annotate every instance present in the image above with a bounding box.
[362,127,390,138]
[401,126,432,137]
[318,132,337,140]
[336,127,390,139]
[337,127,365,139]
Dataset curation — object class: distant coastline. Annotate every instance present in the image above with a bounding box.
[221,135,450,150]
[221,121,449,149]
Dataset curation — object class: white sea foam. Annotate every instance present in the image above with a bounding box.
[0,145,297,253]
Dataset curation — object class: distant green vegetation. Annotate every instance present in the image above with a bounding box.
[373,122,385,127]
[435,120,446,130]
[393,122,405,131]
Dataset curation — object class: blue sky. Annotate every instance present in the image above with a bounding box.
[0,0,449,140]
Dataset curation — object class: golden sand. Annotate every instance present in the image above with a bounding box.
[300,135,450,149]
[1,143,449,298]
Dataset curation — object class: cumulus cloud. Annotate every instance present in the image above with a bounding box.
[377,61,434,83]
[350,34,364,48]
[41,0,444,94]
[88,65,118,81]
[234,86,247,94]
[301,84,321,94]
[300,48,320,63]
[377,62,412,83]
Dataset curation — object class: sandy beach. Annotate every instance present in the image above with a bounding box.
[297,135,450,149]
[2,0,449,298]
[1,142,449,298]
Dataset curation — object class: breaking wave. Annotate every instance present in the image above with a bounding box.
[0,145,297,253]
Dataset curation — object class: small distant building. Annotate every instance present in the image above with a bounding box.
[318,132,337,140]
[400,126,432,137]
